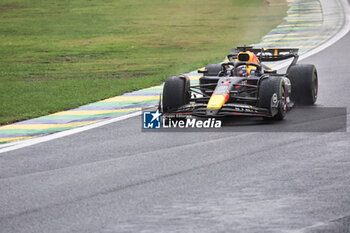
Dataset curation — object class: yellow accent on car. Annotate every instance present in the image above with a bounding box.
[207,95,227,110]
[237,51,259,75]
[197,67,206,73]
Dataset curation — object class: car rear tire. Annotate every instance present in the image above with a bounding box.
[205,64,222,76]
[162,76,190,113]
[259,77,288,120]
[288,64,318,105]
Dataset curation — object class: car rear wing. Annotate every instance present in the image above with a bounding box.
[229,46,298,61]
[228,46,299,73]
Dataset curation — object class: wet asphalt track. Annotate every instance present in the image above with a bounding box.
[1,13,350,233]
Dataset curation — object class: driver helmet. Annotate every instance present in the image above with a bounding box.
[236,65,248,77]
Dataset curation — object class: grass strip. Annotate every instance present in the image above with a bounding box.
[0,0,287,125]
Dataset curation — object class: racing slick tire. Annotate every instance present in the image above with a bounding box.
[205,64,222,76]
[162,76,190,113]
[288,64,318,105]
[259,77,288,121]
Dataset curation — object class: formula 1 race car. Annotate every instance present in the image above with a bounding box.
[160,46,318,120]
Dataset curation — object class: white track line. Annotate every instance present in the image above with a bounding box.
[1,0,350,154]
[0,111,142,153]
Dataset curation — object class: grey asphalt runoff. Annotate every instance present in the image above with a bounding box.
[1,18,350,233]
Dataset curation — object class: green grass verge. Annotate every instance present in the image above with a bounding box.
[0,0,287,125]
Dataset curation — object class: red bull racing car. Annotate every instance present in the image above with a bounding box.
[160,46,318,120]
